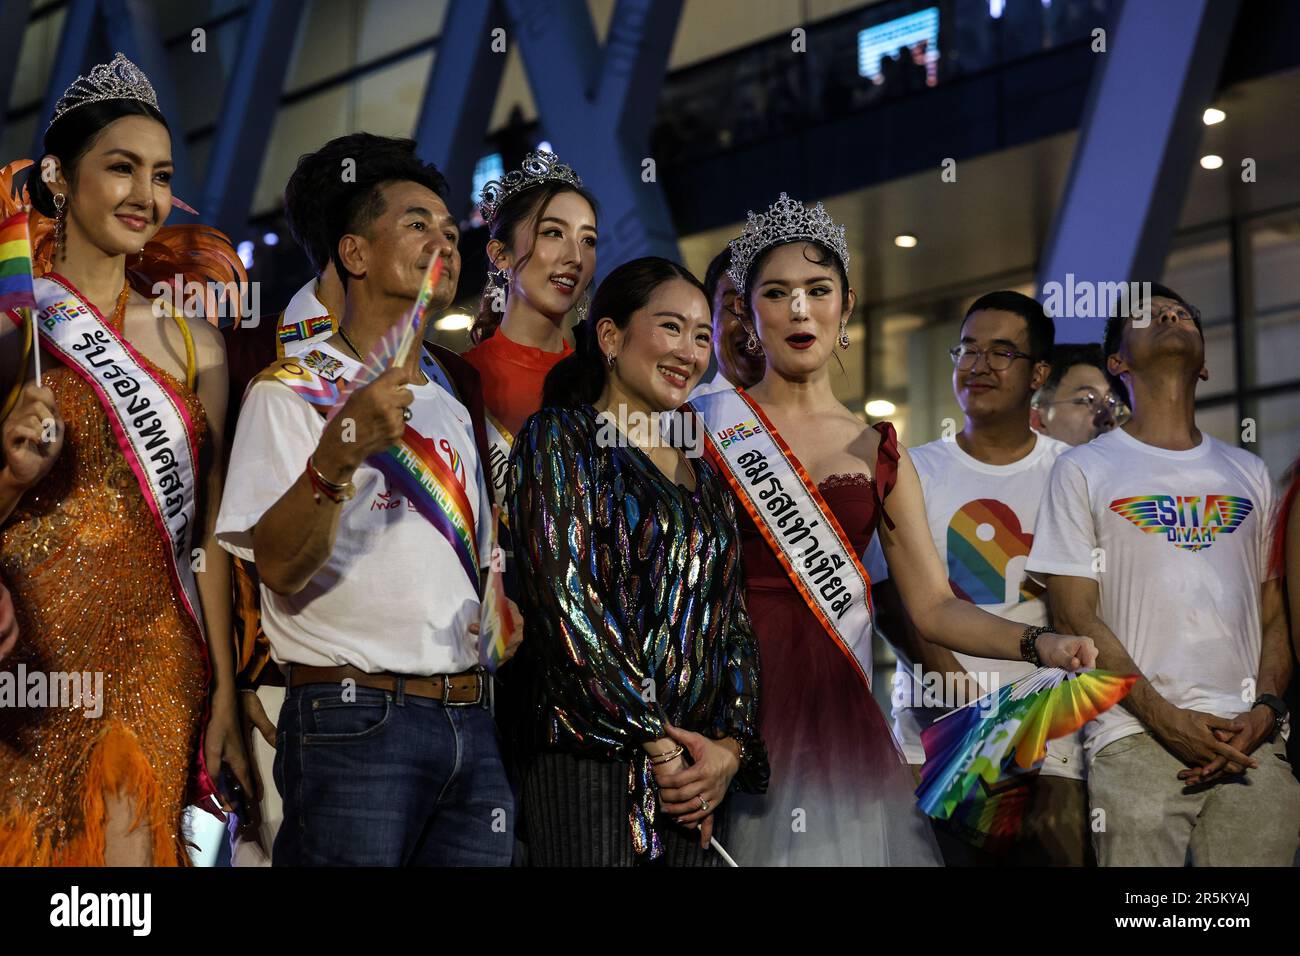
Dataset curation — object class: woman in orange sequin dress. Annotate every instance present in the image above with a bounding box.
[0,54,251,865]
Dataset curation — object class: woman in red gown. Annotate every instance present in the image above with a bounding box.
[708,194,1097,865]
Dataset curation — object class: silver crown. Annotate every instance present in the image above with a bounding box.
[48,52,159,130]
[727,192,850,295]
[477,149,583,226]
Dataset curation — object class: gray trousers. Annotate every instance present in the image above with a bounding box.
[1088,731,1300,866]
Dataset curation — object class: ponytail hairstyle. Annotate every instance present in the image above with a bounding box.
[542,256,706,409]
[28,98,170,218]
[469,179,598,345]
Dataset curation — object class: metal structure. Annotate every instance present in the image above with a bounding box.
[1037,0,1242,342]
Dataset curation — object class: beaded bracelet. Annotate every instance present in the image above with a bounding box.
[1020,624,1049,666]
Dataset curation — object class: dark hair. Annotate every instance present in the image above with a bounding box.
[1102,281,1202,359]
[324,145,451,288]
[28,99,170,217]
[284,134,439,274]
[469,180,599,345]
[741,239,848,312]
[541,257,706,409]
[963,290,1055,361]
[1034,342,1106,398]
[703,246,733,304]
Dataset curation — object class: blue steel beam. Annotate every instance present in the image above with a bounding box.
[503,0,682,274]
[197,0,306,239]
[99,0,198,207]
[415,0,509,217]
[0,0,33,146]
[30,0,98,161]
[1036,0,1241,342]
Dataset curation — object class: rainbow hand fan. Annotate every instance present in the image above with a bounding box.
[915,667,1137,848]
[329,255,445,416]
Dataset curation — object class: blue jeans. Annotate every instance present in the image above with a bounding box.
[272,681,514,866]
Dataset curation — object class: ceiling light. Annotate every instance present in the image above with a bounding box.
[894,234,918,249]
[865,399,896,417]
[1200,154,1223,170]
[434,311,473,331]
[1202,107,1226,125]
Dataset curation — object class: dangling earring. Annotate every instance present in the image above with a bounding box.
[53,193,67,260]
[838,320,850,350]
[743,323,760,353]
[606,352,616,368]
[575,291,590,324]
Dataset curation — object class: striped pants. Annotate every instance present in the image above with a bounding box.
[520,750,728,867]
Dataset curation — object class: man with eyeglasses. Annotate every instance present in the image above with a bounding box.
[867,290,1090,865]
[1028,283,1299,866]
[1031,343,1130,446]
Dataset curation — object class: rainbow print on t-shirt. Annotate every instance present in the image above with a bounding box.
[1109,494,1253,552]
[945,498,1043,606]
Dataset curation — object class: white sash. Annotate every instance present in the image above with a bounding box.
[483,410,513,509]
[689,387,875,691]
[34,274,205,634]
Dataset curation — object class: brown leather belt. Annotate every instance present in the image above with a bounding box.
[286,663,487,706]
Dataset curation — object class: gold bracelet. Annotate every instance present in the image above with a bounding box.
[650,744,684,765]
[307,454,355,504]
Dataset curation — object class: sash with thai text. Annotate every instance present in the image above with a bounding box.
[33,274,206,635]
[688,387,874,691]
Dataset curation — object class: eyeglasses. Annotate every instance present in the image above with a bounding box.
[719,291,744,321]
[1036,391,1132,425]
[1138,302,1202,324]
[949,345,1035,371]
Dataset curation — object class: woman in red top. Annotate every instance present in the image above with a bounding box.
[463,151,599,443]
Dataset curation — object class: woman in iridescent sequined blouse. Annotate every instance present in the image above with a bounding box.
[508,257,769,865]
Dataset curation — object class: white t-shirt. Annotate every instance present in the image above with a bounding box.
[215,363,493,676]
[866,432,1084,778]
[1025,427,1278,763]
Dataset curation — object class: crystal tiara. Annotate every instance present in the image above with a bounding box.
[727,192,850,296]
[48,52,159,130]
[477,150,583,226]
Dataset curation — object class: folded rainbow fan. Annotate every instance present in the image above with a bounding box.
[915,667,1137,849]
[328,255,445,416]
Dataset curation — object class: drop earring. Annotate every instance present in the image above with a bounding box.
[53,193,67,260]
[838,320,850,350]
[575,291,590,324]
[744,323,760,353]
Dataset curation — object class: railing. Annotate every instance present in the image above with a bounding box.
[651,0,1112,165]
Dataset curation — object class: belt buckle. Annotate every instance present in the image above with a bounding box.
[443,670,485,707]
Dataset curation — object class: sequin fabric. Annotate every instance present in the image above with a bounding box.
[508,405,767,859]
[0,358,208,865]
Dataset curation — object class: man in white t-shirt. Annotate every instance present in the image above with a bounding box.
[869,290,1090,865]
[1027,284,1300,866]
[216,152,514,866]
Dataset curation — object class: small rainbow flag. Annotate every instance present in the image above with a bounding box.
[0,211,37,314]
[477,505,518,673]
